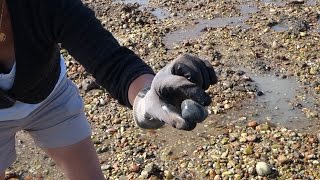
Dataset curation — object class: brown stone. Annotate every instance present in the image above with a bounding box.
[277,155,290,164]
[247,120,258,127]
[129,163,140,173]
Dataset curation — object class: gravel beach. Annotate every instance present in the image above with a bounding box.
[5,0,320,179]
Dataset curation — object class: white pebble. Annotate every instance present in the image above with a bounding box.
[256,161,271,176]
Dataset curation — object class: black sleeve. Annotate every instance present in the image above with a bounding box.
[50,0,155,107]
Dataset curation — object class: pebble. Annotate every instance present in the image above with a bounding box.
[247,120,258,128]
[256,162,271,176]
[81,77,99,91]
[101,164,111,171]
[246,135,257,142]
[164,170,174,179]
[277,155,290,164]
[243,145,254,155]
[129,163,140,173]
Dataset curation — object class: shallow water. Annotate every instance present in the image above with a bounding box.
[240,4,259,15]
[271,23,290,32]
[164,16,250,49]
[262,0,317,6]
[114,0,148,5]
[149,7,170,20]
[261,0,287,6]
[251,72,318,131]
[252,74,304,123]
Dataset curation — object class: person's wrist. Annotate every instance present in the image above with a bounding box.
[132,87,165,129]
[128,74,154,106]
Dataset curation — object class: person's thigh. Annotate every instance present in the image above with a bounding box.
[25,77,91,148]
[0,171,4,180]
[0,121,20,175]
[0,134,15,173]
[22,78,102,179]
[43,137,105,180]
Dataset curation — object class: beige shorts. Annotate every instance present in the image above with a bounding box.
[0,77,92,172]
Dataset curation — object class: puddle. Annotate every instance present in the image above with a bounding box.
[271,23,290,32]
[262,0,287,6]
[149,7,170,20]
[113,0,170,20]
[262,0,317,6]
[114,0,148,5]
[164,16,250,49]
[240,4,259,15]
[306,0,317,6]
[249,74,315,129]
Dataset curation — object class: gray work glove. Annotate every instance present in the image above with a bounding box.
[133,54,218,131]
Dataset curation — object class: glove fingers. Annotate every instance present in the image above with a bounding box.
[181,99,208,123]
[155,103,197,131]
[157,75,212,106]
[173,54,216,90]
[173,63,203,88]
[203,60,218,85]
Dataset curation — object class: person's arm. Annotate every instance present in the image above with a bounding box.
[49,0,154,108]
[46,0,218,130]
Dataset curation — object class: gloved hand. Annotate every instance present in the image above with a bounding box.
[133,54,218,131]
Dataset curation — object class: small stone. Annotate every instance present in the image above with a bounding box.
[164,170,174,179]
[256,162,271,176]
[310,67,318,75]
[277,155,290,164]
[180,162,187,168]
[140,163,154,179]
[209,169,217,179]
[129,163,140,173]
[101,164,111,171]
[221,149,229,158]
[112,163,119,171]
[5,171,18,179]
[312,160,320,165]
[246,135,257,142]
[300,32,307,37]
[221,171,232,177]
[24,175,33,180]
[239,137,247,143]
[81,77,99,91]
[308,136,318,144]
[203,45,212,51]
[99,99,106,106]
[221,138,229,145]
[243,145,254,155]
[271,41,277,49]
[247,120,258,127]
[148,42,154,48]
[293,151,302,159]
[292,143,301,149]
[257,124,270,131]
[290,0,305,4]
[193,44,201,49]
[257,91,264,96]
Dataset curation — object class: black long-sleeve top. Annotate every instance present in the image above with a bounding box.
[5,0,154,107]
